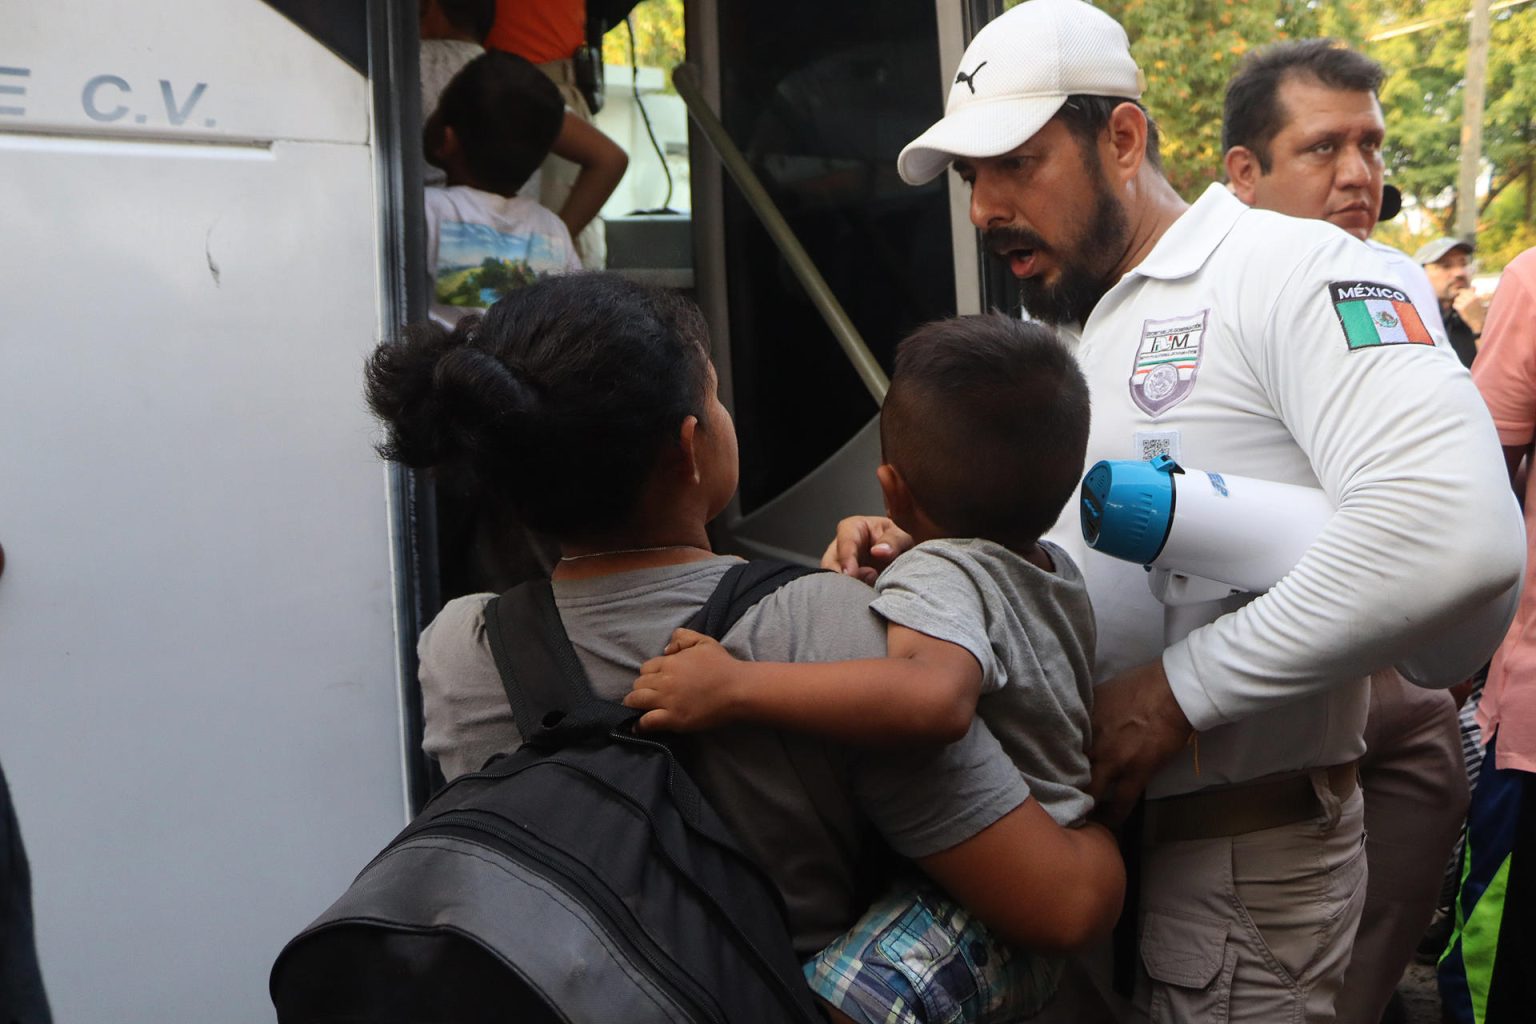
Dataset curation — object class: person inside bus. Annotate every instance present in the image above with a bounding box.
[626,314,1099,1024]
[420,0,627,249]
[365,273,1125,1014]
[483,0,610,267]
[423,50,582,327]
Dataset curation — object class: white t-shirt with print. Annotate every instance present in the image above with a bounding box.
[424,184,582,326]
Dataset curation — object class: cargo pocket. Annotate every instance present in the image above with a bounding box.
[1141,909,1238,1024]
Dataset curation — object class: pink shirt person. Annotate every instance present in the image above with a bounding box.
[1471,245,1536,772]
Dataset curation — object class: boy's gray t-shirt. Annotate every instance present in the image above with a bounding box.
[418,556,1029,954]
[872,538,1096,827]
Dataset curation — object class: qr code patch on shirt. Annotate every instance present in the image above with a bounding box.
[1134,430,1181,463]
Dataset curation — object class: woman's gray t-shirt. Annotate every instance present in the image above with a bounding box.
[418,556,1029,953]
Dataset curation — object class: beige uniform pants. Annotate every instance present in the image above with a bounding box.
[1038,773,1367,1023]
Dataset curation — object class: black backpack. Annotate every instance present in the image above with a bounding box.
[270,560,824,1024]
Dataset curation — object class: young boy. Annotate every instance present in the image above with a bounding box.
[424,51,583,327]
[419,0,627,253]
[626,314,1103,1024]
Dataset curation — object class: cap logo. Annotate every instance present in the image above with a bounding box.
[954,60,989,94]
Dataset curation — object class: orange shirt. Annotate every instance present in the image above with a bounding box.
[1471,245,1536,772]
[486,0,585,65]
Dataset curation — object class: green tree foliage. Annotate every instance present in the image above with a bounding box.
[1367,0,1536,270]
[1095,0,1333,196]
[601,0,686,72]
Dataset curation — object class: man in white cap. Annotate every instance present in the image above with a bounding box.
[825,0,1523,1019]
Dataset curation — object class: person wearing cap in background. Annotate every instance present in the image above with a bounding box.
[822,0,1524,1019]
[1417,237,1488,369]
[1221,40,1470,1024]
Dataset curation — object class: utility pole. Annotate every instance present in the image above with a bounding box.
[1456,0,1492,241]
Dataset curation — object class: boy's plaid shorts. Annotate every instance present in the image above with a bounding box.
[804,881,1063,1024]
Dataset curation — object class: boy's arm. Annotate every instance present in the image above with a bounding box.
[547,115,628,239]
[626,624,983,746]
[917,799,1126,952]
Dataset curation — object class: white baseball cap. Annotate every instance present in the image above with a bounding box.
[898,0,1143,185]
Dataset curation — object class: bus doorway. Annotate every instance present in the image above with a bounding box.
[530,0,984,564]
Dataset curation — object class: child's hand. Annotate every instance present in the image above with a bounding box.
[821,515,912,585]
[625,628,747,733]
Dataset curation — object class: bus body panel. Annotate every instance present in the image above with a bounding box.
[0,5,408,1020]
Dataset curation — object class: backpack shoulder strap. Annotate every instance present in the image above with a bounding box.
[484,560,822,738]
[483,580,622,739]
[683,559,825,640]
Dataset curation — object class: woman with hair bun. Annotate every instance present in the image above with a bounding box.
[365,273,1122,1008]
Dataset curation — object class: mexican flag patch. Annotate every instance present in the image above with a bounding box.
[1329,281,1434,350]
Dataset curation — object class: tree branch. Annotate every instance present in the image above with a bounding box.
[1479,166,1525,214]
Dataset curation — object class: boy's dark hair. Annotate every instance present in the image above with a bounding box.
[1055,95,1164,172]
[881,315,1090,549]
[433,51,563,196]
[436,0,496,42]
[1223,40,1385,171]
[366,273,714,539]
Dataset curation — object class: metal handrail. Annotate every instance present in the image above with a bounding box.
[672,62,890,405]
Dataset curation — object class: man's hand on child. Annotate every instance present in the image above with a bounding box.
[820,516,914,585]
[1087,658,1194,826]
[626,628,746,733]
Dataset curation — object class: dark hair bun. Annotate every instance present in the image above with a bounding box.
[366,314,533,478]
[365,274,714,538]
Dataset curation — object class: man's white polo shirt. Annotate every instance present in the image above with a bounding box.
[1044,184,1519,799]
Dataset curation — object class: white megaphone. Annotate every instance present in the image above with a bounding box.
[1078,455,1517,687]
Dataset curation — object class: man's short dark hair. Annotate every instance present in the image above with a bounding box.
[433,51,563,196]
[1223,40,1385,171]
[881,315,1090,548]
[436,0,496,42]
[1055,95,1164,173]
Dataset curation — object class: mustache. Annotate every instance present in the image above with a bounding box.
[983,226,1049,256]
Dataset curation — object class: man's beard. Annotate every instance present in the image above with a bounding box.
[984,161,1130,326]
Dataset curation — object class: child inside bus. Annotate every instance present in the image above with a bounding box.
[419,0,626,252]
[424,51,582,327]
[626,314,1097,1024]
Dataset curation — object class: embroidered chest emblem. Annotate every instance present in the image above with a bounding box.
[1130,310,1208,416]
